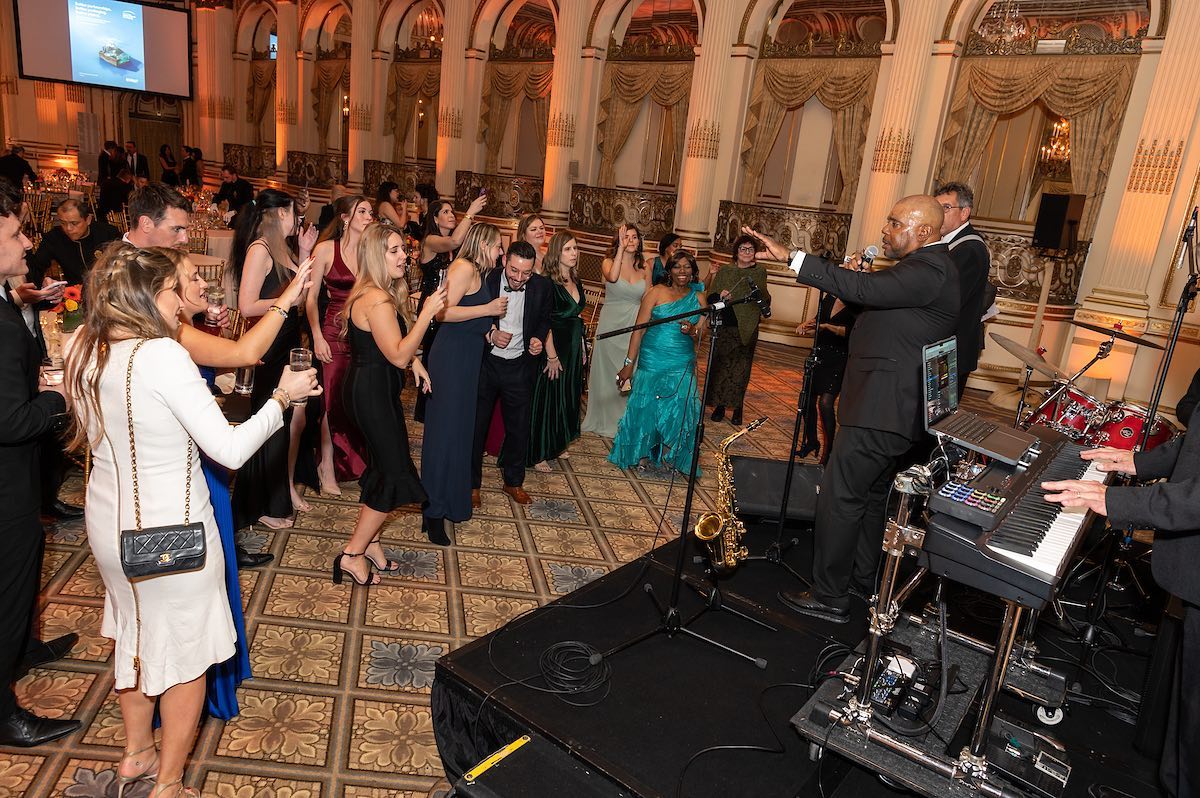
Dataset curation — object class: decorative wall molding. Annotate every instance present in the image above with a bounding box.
[979,228,1090,306]
[276,99,297,125]
[199,95,236,121]
[34,81,57,100]
[223,143,276,179]
[437,107,463,139]
[607,37,696,62]
[362,159,436,199]
[394,46,442,61]
[686,120,720,160]
[761,34,883,59]
[286,150,348,188]
[454,171,544,219]
[489,44,554,62]
[0,75,18,95]
[349,102,372,132]
[712,201,851,262]
[64,85,86,104]
[569,184,677,240]
[871,126,912,174]
[1126,138,1183,195]
[547,112,576,149]
[1062,28,1144,55]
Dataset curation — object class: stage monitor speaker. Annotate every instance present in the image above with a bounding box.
[1134,594,1183,758]
[1032,193,1085,251]
[730,456,821,523]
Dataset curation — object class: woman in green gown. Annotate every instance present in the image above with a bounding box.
[527,231,587,470]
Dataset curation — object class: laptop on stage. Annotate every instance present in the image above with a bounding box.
[922,337,1036,465]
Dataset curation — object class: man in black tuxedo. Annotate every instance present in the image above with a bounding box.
[1044,438,1200,798]
[0,179,81,747]
[935,182,991,396]
[471,240,552,506]
[123,140,150,180]
[213,164,255,214]
[745,195,960,623]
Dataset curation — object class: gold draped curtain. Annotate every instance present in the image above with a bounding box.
[478,62,553,174]
[936,55,1136,236]
[387,62,441,163]
[312,58,349,154]
[596,61,693,187]
[739,58,878,211]
[247,60,276,146]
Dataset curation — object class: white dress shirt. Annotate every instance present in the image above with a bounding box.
[492,273,526,360]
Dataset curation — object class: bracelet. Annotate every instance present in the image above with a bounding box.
[548,356,560,362]
[623,357,633,366]
[267,304,288,319]
[270,388,290,413]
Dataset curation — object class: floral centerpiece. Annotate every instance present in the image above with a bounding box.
[56,285,84,333]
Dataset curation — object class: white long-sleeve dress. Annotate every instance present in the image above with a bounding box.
[83,337,283,696]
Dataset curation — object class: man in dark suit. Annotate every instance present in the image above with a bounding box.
[935,182,991,396]
[0,179,81,747]
[471,240,552,506]
[97,168,135,219]
[213,164,255,214]
[0,145,37,187]
[123,140,150,179]
[744,195,960,623]
[1044,435,1200,798]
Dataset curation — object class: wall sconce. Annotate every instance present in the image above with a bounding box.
[341,94,350,120]
[417,97,425,127]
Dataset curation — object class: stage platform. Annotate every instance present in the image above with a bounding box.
[433,522,1165,798]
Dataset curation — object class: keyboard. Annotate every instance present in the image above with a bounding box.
[937,413,999,445]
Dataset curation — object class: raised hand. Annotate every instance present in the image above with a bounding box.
[740,226,790,261]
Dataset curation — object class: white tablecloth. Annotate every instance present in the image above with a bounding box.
[206,228,235,260]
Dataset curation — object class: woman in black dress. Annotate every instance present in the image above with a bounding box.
[159,144,179,185]
[420,223,508,544]
[335,223,446,584]
[798,298,858,464]
[179,147,200,187]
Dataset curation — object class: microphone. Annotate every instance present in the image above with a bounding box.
[861,245,879,270]
[748,285,772,318]
[1177,207,1198,270]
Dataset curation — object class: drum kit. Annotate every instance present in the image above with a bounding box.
[991,320,1179,452]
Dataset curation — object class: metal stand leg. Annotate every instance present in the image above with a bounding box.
[964,600,1024,769]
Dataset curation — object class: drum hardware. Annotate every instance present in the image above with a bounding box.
[989,333,1067,427]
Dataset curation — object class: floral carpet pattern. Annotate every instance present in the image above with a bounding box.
[2,342,1004,796]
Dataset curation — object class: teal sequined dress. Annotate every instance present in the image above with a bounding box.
[608,291,702,474]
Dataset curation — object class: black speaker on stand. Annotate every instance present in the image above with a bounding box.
[1032,193,1085,252]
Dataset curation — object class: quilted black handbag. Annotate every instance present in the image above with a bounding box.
[119,340,206,581]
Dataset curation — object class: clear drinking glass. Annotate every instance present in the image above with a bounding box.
[289,348,312,406]
[204,284,226,333]
[234,366,255,395]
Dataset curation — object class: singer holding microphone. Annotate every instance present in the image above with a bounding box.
[706,234,771,427]
[742,195,960,624]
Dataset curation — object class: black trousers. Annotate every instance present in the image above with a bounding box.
[0,511,44,717]
[812,424,913,610]
[472,353,534,489]
[39,433,68,509]
[1162,601,1198,798]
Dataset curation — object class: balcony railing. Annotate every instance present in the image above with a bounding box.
[223,144,275,180]
[286,151,348,189]
[454,171,544,219]
[363,159,436,200]
[713,201,852,261]
[978,225,1090,306]
[568,184,676,241]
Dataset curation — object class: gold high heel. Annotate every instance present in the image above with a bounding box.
[116,743,158,797]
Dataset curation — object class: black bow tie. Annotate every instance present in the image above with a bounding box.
[504,285,525,293]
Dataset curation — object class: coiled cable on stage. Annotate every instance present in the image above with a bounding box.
[539,641,612,707]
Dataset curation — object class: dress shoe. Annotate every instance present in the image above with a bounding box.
[423,517,451,546]
[20,634,78,674]
[235,547,273,569]
[42,500,83,520]
[502,485,532,505]
[778,590,850,624]
[471,489,481,509]
[710,405,726,422]
[730,408,743,426]
[0,708,81,747]
[847,585,873,604]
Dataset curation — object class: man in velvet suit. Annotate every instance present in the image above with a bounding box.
[1044,436,1200,798]
[744,195,960,623]
[0,179,81,747]
[471,240,552,506]
[935,182,991,396]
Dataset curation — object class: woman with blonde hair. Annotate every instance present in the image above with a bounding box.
[64,245,319,798]
[420,222,508,544]
[335,223,446,583]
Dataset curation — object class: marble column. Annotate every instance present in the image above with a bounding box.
[540,0,589,225]
[434,0,472,198]
[274,0,299,175]
[345,0,378,188]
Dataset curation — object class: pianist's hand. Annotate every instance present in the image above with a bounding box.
[1041,479,1107,517]
[1079,446,1136,476]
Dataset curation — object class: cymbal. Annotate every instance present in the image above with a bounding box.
[1070,319,1165,350]
[988,333,1067,379]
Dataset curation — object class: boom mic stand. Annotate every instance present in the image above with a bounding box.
[595,292,772,669]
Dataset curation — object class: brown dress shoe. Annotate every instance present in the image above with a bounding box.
[502,485,532,504]
[471,489,481,509]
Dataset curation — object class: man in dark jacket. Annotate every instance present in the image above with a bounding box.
[97,168,134,218]
[744,195,960,623]
[935,181,991,396]
[27,199,120,286]
[0,145,37,187]
[213,164,255,213]
[1044,430,1200,798]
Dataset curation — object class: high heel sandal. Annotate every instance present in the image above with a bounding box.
[150,778,198,798]
[318,467,342,496]
[116,743,158,797]
[363,538,400,574]
[422,517,451,546]
[332,552,380,585]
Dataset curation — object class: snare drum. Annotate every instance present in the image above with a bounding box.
[1089,402,1178,451]
[1024,382,1105,441]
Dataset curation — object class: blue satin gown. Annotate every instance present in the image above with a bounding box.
[202,457,250,719]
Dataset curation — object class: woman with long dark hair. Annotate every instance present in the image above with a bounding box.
[229,188,320,530]
[581,223,647,438]
[306,194,373,488]
[158,144,179,186]
[374,181,408,229]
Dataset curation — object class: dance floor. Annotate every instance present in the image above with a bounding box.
[2,342,1009,797]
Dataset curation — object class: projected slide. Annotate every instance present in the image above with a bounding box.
[68,0,146,90]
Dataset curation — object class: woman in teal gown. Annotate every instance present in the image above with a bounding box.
[609,251,707,475]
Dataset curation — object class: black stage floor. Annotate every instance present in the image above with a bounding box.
[433,521,1165,798]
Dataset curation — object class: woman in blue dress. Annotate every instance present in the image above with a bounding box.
[610,251,708,475]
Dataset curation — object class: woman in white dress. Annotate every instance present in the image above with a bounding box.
[63,245,321,798]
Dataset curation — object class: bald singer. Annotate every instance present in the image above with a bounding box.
[744,195,960,624]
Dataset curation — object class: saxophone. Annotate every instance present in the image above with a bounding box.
[694,417,766,576]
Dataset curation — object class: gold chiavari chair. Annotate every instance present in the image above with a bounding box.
[187,226,208,255]
[195,259,225,285]
[582,284,605,342]
[107,209,129,233]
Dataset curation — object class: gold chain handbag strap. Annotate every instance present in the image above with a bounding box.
[125,340,192,531]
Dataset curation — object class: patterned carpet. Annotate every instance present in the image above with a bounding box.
[2,342,1006,797]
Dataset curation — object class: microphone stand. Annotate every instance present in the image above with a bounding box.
[595,293,772,669]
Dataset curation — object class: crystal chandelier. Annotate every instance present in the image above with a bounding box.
[1039,118,1071,178]
[979,0,1032,44]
